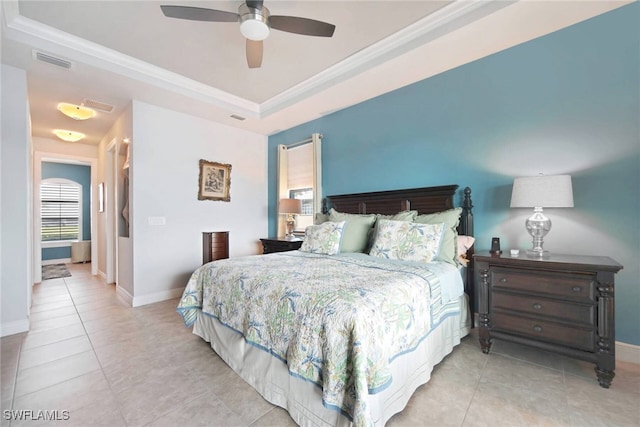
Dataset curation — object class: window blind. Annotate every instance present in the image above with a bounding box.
[41,182,80,241]
[287,143,313,190]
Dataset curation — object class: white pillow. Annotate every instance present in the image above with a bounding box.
[299,221,346,255]
[369,219,445,263]
[457,235,475,266]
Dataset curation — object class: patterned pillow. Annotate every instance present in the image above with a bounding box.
[375,210,418,222]
[299,221,346,255]
[369,219,445,263]
[414,208,462,265]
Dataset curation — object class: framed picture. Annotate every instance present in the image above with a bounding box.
[98,182,105,213]
[198,159,231,202]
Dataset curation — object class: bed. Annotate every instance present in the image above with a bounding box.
[178,185,475,426]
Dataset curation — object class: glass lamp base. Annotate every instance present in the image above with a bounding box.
[285,215,296,239]
[525,207,551,258]
[526,249,550,258]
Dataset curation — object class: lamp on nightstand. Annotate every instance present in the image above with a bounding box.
[510,174,574,258]
[279,198,302,240]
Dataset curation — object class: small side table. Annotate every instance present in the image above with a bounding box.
[260,237,303,254]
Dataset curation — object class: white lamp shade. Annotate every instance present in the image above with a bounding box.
[279,198,302,214]
[240,19,270,41]
[239,3,270,41]
[510,175,574,208]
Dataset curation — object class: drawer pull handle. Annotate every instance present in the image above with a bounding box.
[533,325,543,333]
[532,303,542,310]
[500,278,508,283]
[572,286,582,293]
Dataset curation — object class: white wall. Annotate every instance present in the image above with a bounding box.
[1,65,32,336]
[97,104,133,294]
[129,101,267,305]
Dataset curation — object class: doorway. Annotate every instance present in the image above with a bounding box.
[33,151,98,283]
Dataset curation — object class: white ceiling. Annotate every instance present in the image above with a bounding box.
[0,0,631,145]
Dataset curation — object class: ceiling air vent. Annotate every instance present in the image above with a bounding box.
[32,50,73,70]
[82,98,115,113]
[230,114,246,121]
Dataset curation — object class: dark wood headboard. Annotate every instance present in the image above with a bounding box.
[323,184,475,326]
[323,185,473,237]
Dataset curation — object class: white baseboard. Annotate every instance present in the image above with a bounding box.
[115,286,184,308]
[41,258,71,266]
[1,318,29,337]
[116,285,133,306]
[132,287,184,307]
[97,269,107,281]
[616,341,640,365]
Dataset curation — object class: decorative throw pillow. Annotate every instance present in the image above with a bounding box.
[456,235,475,266]
[299,221,346,255]
[369,219,445,263]
[414,208,462,265]
[375,210,418,222]
[370,210,419,252]
[328,209,376,253]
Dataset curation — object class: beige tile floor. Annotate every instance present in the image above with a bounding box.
[1,263,639,426]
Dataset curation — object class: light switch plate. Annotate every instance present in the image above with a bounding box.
[148,216,166,226]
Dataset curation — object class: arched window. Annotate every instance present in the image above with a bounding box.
[41,178,82,242]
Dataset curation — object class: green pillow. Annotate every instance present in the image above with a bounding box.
[414,207,462,265]
[375,210,418,222]
[328,208,377,253]
[314,212,329,225]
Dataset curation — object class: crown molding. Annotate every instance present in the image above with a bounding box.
[1,0,259,118]
[259,0,515,117]
[2,0,511,121]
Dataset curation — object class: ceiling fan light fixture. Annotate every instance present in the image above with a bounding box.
[53,129,86,142]
[239,3,270,41]
[57,102,96,120]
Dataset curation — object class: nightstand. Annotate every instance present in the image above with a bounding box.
[474,252,622,388]
[260,237,303,254]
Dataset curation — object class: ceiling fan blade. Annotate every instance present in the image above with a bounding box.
[160,5,239,22]
[269,16,335,37]
[246,0,264,10]
[246,39,263,68]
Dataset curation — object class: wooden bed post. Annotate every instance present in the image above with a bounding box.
[460,187,475,327]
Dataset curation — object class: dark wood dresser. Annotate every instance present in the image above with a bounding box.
[260,237,303,254]
[474,252,622,388]
[203,231,229,264]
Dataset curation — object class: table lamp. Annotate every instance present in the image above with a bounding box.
[279,198,302,240]
[510,174,574,258]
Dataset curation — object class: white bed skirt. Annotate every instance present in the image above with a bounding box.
[193,294,470,426]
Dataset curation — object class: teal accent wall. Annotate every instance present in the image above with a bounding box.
[269,4,639,345]
[42,162,91,260]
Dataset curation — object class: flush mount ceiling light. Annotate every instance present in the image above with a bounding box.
[53,129,86,142]
[57,103,96,120]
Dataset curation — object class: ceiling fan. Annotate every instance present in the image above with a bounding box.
[160,1,336,69]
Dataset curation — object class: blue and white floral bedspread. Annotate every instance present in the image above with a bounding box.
[177,251,461,427]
